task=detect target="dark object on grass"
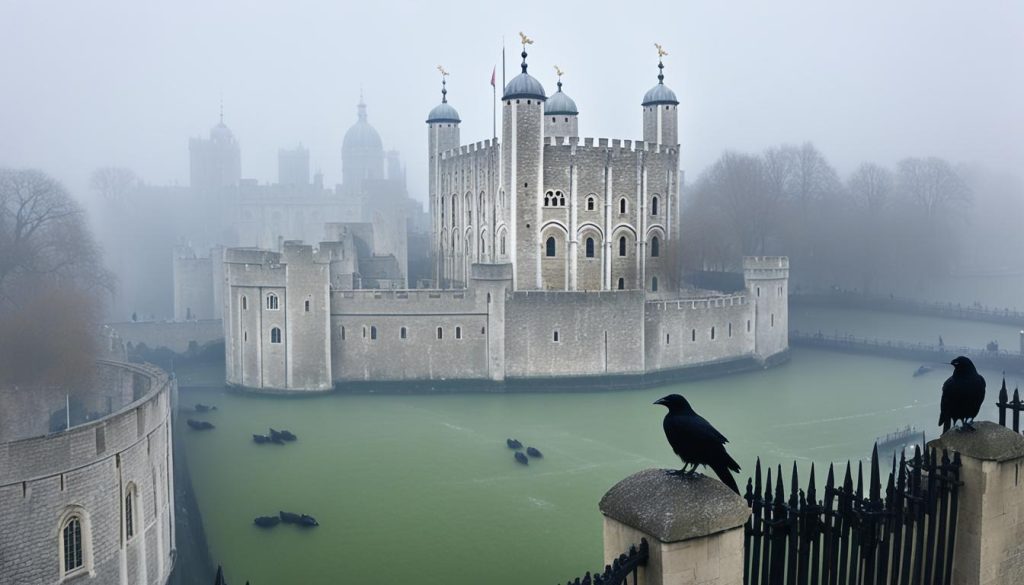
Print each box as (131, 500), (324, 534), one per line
(279, 511), (301, 524)
(187, 419), (214, 431)
(195, 403), (217, 412)
(506, 438), (523, 449)
(254, 516), (280, 528)
(654, 394), (740, 494)
(515, 451), (529, 465)
(253, 434), (270, 444)
(280, 430), (297, 441)
(939, 355), (986, 432)
(298, 514), (319, 527)
(526, 447), (543, 458)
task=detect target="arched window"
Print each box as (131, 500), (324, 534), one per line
(546, 237), (556, 257)
(400, 327), (407, 339)
(651, 236), (660, 257)
(544, 190), (553, 207)
(437, 327), (443, 340)
(617, 278), (625, 290)
(271, 327), (282, 343)
(456, 326), (462, 339)
(586, 196), (595, 211)
(480, 235), (487, 257)
(619, 236), (627, 257)
(651, 196), (659, 216)
(266, 293), (279, 310)
(124, 485), (137, 541)
(241, 296), (247, 310)
(586, 237), (595, 258)
(619, 198), (627, 214)
(370, 326), (378, 340)
(652, 277), (659, 292)
(62, 516), (84, 574)
(557, 190), (565, 206)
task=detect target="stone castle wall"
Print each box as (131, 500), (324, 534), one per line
(0, 361), (175, 585)
(108, 319), (223, 354)
(643, 296), (755, 372)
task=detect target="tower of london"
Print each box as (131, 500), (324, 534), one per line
(220, 43), (790, 392)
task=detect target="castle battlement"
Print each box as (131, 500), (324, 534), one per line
(743, 256), (790, 270)
(646, 295), (749, 311)
(538, 136), (667, 153)
(223, 247), (282, 266)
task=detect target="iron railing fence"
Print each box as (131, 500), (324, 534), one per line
(558, 539), (648, 585)
(744, 445), (961, 585)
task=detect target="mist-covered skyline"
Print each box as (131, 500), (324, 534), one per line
(2, 0), (1022, 203)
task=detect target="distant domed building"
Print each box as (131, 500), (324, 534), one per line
(341, 97), (385, 192)
(189, 107), (241, 189)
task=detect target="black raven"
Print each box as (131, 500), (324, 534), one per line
(938, 355), (986, 432)
(654, 394), (740, 494)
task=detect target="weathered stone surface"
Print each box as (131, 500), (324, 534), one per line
(928, 421), (1024, 462)
(599, 468), (750, 543)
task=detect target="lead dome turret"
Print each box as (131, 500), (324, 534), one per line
(503, 50), (546, 101)
(642, 49), (679, 146)
(544, 75), (579, 138)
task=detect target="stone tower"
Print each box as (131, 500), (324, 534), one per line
(641, 53), (679, 146)
(544, 74), (578, 139)
(501, 44), (546, 290)
(342, 96), (384, 193)
(743, 256), (790, 361)
(189, 105), (241, 189)
(426, 73), (461, 286)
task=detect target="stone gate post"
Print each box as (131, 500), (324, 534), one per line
(929, 421), (1024, 585)
(599, 469), (750, 585)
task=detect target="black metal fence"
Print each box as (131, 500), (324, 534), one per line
(743, 445), (962, 585)
(996, 377), (1024, 433)
(558, 539), (648, 585)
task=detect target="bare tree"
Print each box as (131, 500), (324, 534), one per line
(791, 142), (842, 209)
(90, 166), (139, 203)
(848, 163), (893, 212)
(0, 168), (113, 304)
(896, 157), (971, 220)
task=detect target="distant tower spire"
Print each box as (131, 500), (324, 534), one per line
(357, 89), (367, 121)
(518, 31), (534, 74)
(654, 42), (669, 84)
(219, 93), (224, 124)
(436, 65), (450, 103)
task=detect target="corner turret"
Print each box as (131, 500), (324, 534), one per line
(642, 44), (679, 147)
(544, 66), (578, 138)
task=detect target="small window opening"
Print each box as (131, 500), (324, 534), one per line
(586, 197), (595, 211)
(456, 326), (462, 339)
(266, 293), (279, 310)
(619, 198), (627, 214)
(304, 300), (310, 312)
(652, 276), (659, 292)
(617, 277), (625, 290)
(652, 196), (659, 215)
(619, 236), (627, 257)
(711, 326), (716, 340)
(241, 296), (247, 310)
(371, 326), (378, 340)
(651, 237), (660, 257)
(546, 237), (556, 257)
(586, 237), (595, 258)
(553, 331), (560, 342)
(271, 327), (282, 343)
(400, 327), (407, 339)
(437, 327), (443, 340)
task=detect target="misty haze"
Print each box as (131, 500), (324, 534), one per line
(1, 2), (1023, 585)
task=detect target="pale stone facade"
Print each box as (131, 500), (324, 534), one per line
(0, 361), (175, 585)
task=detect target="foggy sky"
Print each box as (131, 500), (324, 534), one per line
(2, 0), (1022, 204)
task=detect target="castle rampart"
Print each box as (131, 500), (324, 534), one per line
(0, 361), (175, 585)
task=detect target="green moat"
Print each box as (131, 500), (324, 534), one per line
(178, 317), (1019, 585)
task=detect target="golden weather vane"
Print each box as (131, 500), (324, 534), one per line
(655, 43), (668, 58)
(519, 31), (534, 48)
(554, 65), (564, 78)
(437, 65), (449, 79)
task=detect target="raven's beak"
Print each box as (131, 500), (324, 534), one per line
(653, 397), (666, 406)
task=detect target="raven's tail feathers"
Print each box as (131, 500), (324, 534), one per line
(710, 459), (740, 495)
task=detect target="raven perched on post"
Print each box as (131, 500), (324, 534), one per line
(654, 394), (741, 494)
(938, 356), (986, 432)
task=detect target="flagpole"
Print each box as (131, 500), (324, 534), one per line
(492, 80), (496, 139)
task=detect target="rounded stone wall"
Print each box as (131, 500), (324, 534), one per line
(0, 360), (175, 585)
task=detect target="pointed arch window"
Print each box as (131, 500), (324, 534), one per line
(62, 516), (84, 574)
(546, 237), (556, 257)
(586, 196), (596, 211)
(619, 236), (627, 257)
(585, 237), (595, 258)
(651, 236), (660, 257)
(619, 198), (627, 214)
(651, 196), (659, 216)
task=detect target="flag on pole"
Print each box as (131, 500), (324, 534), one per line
(490, 66), (496, 87)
